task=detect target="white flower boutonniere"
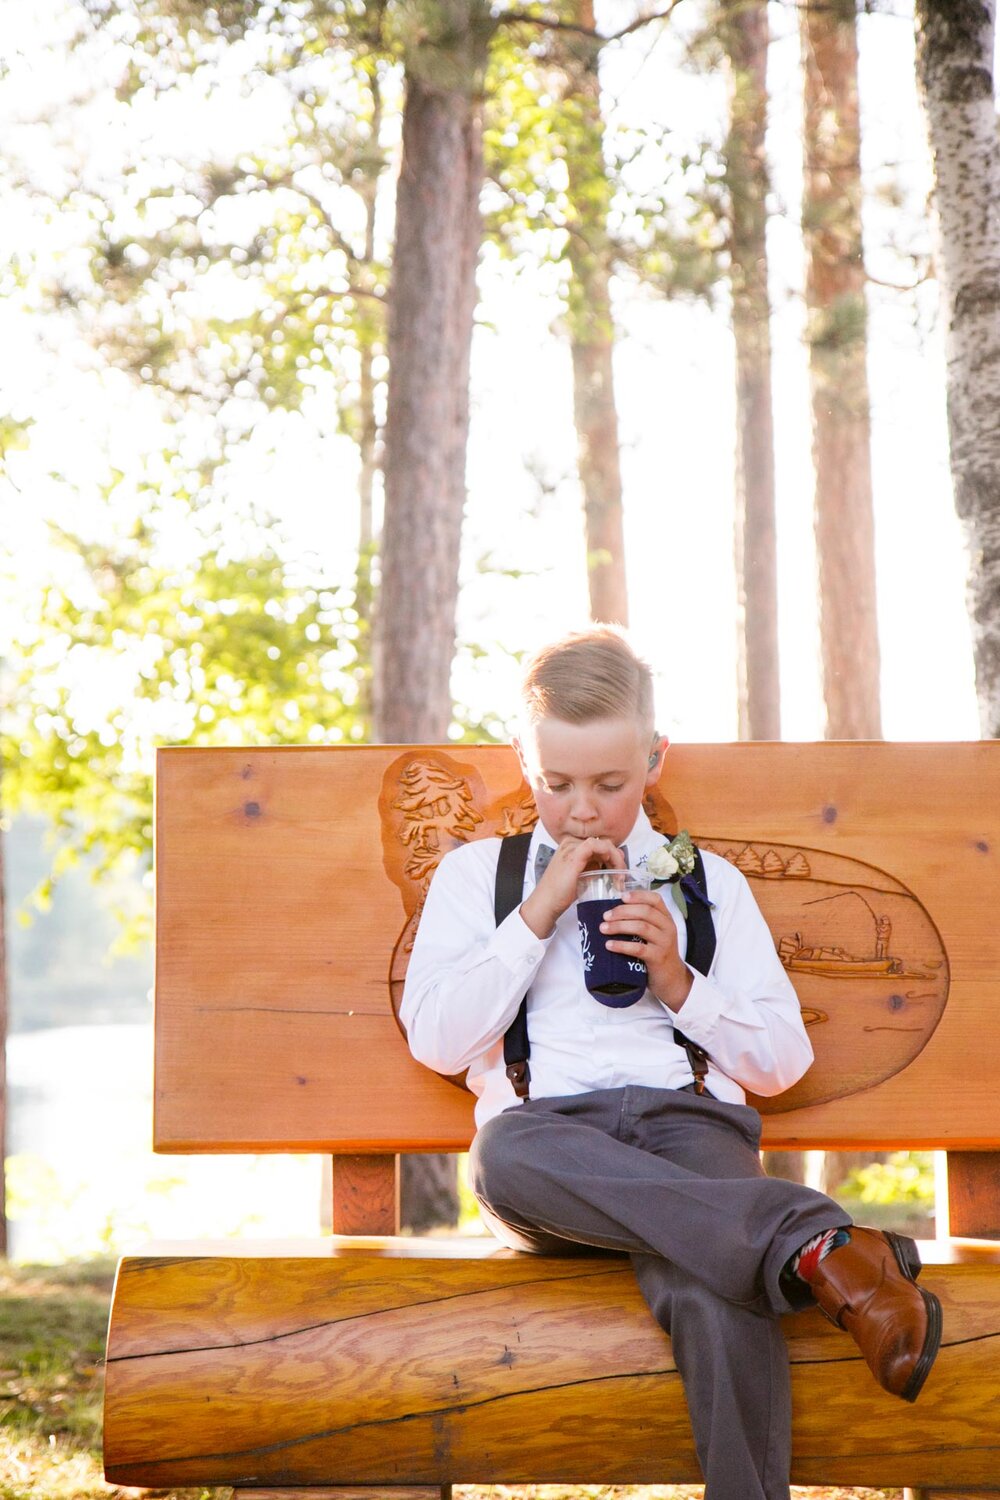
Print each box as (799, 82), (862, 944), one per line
(645, 831), (698, 917)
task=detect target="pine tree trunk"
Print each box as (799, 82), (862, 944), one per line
(372, 1), (489, 744)
(562, 0), (629, 627)
(914, 0), (1000, 736)
(802, 0), (882, 743)
(722, 0), (781, 743)
(722, 2), (796, 1180)
(353, 73), (385, 736)
(802, 0), (884, 1194)
(0, 795), (8, 1257)
(373, 2), (491, 1230)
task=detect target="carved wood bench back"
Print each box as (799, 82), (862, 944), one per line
(154, 742), (1000, 1154)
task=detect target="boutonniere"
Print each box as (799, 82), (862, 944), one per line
(644, 831), (710, 919)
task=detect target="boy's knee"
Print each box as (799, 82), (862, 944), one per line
(467, 1108), (529, 1205)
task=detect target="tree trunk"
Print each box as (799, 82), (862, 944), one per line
(372, 0), (490, 744)
(0, 808), (7, 1257)
(802, 0), (882, 743)
(721, 0), (795, 1180)
(914, 0), (1000, 736)
(373, 2), (491, 1230)
(562, 0), (629, 627)
(353, 70), (386, 737)
(802, 0), (883, 1194)
(721, 0), (781, 743)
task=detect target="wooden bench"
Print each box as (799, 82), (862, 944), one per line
(104, 742), (1000, 1500)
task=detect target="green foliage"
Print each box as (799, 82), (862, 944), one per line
(12, 1), (396, 494)
(0, 417), (34, 477)
(807, 290), (869, 356)
(839, 1151), (935, 1210)
(2, 505), (365, 942)
(81, 71), (391, 428)
(0, 1258), (226, 1499)
(482, 12), (723, 308)
(1, 0), (724, 949)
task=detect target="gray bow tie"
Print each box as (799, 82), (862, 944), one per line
(534, 843), (629, 880)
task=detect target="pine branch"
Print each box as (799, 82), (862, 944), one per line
(866, 267), (933, 292)
(302, 285), (388, 307)
(499, 1), (685, 45)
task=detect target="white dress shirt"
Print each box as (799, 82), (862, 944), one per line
(400, 808), (814, 1129)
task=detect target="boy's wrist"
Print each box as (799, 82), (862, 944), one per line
(520, 888), (561, 940)
(650, 962), (694, 1013)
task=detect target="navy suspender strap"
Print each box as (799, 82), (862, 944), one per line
(671, 844), (716, 1094)
(495, 836), (717, 1100)
(495, 833), (533, 1099)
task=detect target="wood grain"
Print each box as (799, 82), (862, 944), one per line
(331, 1157), (399, 1235)
(948, 1153), (1000, 1238)
(153, 742), (1000, 1153)
(104, 1240), (1000, 1490)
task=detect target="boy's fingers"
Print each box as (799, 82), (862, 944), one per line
(605, 896), (664, 922)
(559, 836), (623, 870)
(604, 918), (660, 941)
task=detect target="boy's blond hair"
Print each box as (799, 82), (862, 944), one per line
(520, 626), (655, 737)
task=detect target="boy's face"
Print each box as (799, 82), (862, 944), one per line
(514, 715), (666, 848)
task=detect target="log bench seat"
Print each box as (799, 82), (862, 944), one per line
(104, 743), (1000, 1498)
(105, 1235), (1000, 1492)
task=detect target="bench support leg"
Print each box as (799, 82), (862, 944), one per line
(330, 1153), (401, 1235)
(905, 1492), (1000, 1499)
(907, 1154), (1000, 1500)
(235, 1489), (451, 1500)
(946, 1150), (1000, 1239)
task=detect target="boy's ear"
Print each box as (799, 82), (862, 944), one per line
(512, 736), (530, 782)
(645, 734), (669, 786)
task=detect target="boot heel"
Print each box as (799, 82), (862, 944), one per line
(885, 1231), (922, 1282)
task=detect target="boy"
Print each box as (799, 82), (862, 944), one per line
(400, 626), (941, 1500)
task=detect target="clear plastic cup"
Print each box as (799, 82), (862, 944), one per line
(576, 869), (651, 1008)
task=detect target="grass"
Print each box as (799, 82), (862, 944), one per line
(0, 1258), (215, 1500)
(0, 1258), (904, 1500)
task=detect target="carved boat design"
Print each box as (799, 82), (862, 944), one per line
(778, 934), (903, 977)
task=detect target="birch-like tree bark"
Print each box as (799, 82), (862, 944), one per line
(802, 0), (882, 742)
(721, 0), (781, 742)
(914, 0), (1000, 735)
(562, 0), (629, 627)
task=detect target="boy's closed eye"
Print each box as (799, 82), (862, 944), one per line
(546, 782), (625, 793)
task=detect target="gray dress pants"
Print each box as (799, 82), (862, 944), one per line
(467, 1084), (853, 1500)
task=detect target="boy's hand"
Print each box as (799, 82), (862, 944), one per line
(601, 890), (694, 1012)
(520, 836), (626, 939)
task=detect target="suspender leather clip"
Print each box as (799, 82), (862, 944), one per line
(676, 1030), (710, 1095)
(505, 1059), (531, 1098)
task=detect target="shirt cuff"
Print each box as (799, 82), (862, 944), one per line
(489, 905), (552, 977)
(672, 969), (767, 1043)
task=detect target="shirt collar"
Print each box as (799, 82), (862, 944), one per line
(627, 807), (671, 864)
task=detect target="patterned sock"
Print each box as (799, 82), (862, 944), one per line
(788, 1226), (851, 1284)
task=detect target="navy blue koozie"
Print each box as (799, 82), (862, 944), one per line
(576, 870), (650, 1008)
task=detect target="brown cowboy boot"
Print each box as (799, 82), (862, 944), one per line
(807, 1227), (942, 1402)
